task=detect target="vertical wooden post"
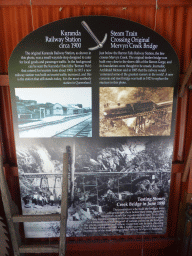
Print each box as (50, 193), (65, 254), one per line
(182, 141), (192, 182)
(71, 143), (75, 202)
(179, 58), (192, 98)
(0, 155), (20, 256)
(59, 153), (68, 256)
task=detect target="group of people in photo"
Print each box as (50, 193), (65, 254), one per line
(22, 191), (61, 208)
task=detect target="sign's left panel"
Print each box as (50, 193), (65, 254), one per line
(9, 17), (93, 238)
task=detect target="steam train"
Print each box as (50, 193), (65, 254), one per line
(103, 100), (172, 118)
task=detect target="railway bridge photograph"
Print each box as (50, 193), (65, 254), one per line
(99, 87), (174, 137)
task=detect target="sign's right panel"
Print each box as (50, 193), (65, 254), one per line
(69, 16), (179, 237)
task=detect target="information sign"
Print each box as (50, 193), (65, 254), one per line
(9, 16), (179, 237)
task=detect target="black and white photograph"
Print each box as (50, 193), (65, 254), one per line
(16, 139), (74, 238)
(67, 137), (173, 237)
(17, 137), (173, 238)
(99, 87), (174, 137)
(15, 87), (92, 138)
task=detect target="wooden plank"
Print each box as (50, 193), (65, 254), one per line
(20, 173), (63, 178)
(186, 161), (192, 193)
(19, 244), (59, 253)
(12, 214), (61, 222)
(18, 238), (175, 252)
(167, 172), (182, 236)
(0, 85), (17, 164)
(0, 0), (29, 5)
(174, 89), (189, 161)
(0, 0), (192, 6)
(0, 156), (20, 255)
(182, 141), (192, 182)
(66, 238), (175, 251)
(172, 162), (185, 173)
(0, 75), (9, 86)
(59, 153), (68, 256)
(179, 58), (192, 97)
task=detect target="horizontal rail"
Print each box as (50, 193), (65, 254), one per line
(20, 173), (62, 177)
(19, 244), (59, 253)
(12, 214), (61, 222)
(75, 171), (170, 175)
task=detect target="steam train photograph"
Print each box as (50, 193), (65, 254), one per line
(103, 100), (155, 118)
(99, 87), (174, 137)
(103, 100), (172, 118)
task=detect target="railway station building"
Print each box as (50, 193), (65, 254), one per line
(16, 99), (85, 121)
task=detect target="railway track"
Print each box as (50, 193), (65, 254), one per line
(53, 117), (92, 137)
(19, 113), (89, 132)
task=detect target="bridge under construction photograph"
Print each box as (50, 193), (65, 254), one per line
(16, 137), (173, 237)
(14, 87), (92, 138)
(99, 87), (174, 137)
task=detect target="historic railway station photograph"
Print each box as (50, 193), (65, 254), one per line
(14, 87), (92, 138)
(99, 87), (174, 137)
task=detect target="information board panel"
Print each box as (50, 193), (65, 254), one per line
(9, 16), (179, 238)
